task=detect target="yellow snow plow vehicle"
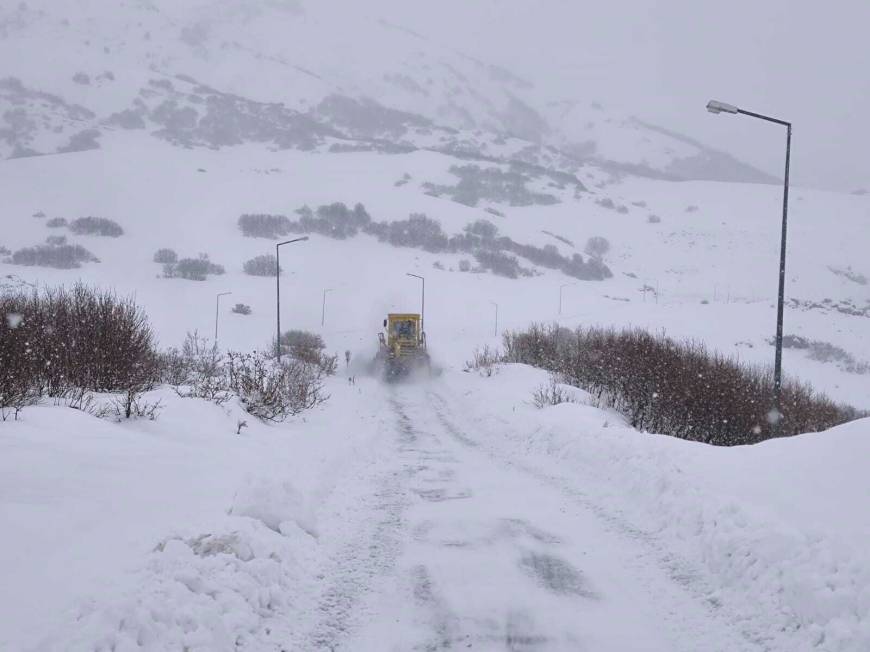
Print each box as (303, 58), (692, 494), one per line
(375, 313), (430, 380)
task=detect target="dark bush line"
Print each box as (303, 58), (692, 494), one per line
(502, 323), (862, 445)
(8, 243), (99, 269)
(1, 284), (157, 406)
(69, 217), (124, 237)
(237, 204), (611, 281)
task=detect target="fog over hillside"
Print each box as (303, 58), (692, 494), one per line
(0, 0), (781, 184)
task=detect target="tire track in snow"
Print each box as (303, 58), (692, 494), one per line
(301, 396), (418, 650)
(425, 388), (770, 652)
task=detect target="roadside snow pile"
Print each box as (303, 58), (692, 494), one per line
(0, 379), (383, 651)
(230, 475), (319, 538)
(446, 365), (870, 652)
(43, 519), (317, 652)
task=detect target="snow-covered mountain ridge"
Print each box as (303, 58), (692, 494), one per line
(1, 0), (774, 184)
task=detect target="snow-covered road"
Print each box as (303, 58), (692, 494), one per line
(293, 383), (760, 651)
(4, 368), (868, 651)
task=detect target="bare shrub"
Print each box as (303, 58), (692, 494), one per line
(243, 254), (279, 277)
(45, 235), (67, 246)
(231, 303), (252, 315)
(647, 214), (662, 224)
(153, 248), (178, 264)
(169, 332), (231, 403)
(0, 284), (158, 410)
(226, 351), (328, 421)
(503, 323), (860, 444)
(458, 259), (472, 272)
(532, 375), (576, 409)
(32, 211), (46, 218)
(69, 217), (124, 237)
(0, 245), (11, 256)
(101, 389), (163, 421)
(10, 244), (99, 269)
(46, 217), (68, 228)
(464, 345), (500, 377)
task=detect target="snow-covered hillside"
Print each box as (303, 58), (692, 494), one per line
(1, 0), (774, 184)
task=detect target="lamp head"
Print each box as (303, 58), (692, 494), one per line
(707, 100), (739, 115)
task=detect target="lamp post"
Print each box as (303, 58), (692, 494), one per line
(559, 283), (575, 315)
(707, 99), (791, 429)
(276, 236), (309, 362)
(215, 291), (232, 344)
(321, 288), (333, 327)
(490, 301), (499, 337)
(406, 273), (425, 334)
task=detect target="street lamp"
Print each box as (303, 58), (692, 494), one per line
(707, 99), (791, 429)
(490, 301), (499, 337)
(406, 273), (425, 334)
(559, 283), (576, 315)
(276, 236), (309, 362)
(321, 288), (333, 327)
(215, 291), (232, 344)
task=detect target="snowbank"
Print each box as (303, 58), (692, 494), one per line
(0, 378), (388, 650)
(444, 365), (870, 651)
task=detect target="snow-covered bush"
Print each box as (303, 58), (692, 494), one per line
(238, 213), (292, 238)
(45, 235), (67, 246)
(473, 249), (526, 279)
(584, 236), (610, 259)
(153, 248), (178, 264)
(9, 243), (99, 269)
(164, 255), (225, 281)
(275, 330), (336, 373)
(226, 351), (328, 421)
(243, 254), (279, 277)
(531, 375), (576, 408)
(46, 217), (67, 228)
(464, 345), (500, 377)
(647, 214), (662, 224)
(69, 216), (124, 237)
(231, 303), (252, 315)
(164, 332), (330, 420)
(502, 323), (861, 444)
(422, 165), (559, 207)
(294, 202), (371, 239)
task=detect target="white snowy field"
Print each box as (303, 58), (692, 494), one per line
(2, 138), (869, 407)
(1, 367), (868, 650)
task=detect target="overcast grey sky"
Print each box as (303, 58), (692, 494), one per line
(370, 0), (870, 191)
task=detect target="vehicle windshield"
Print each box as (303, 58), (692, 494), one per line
(391, 320), (416, 339)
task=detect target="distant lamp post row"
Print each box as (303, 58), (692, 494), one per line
(707, 99), (792, 429)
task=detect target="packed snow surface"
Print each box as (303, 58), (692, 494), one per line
(1, 368), (867, 651)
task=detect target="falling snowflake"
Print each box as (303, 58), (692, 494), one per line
(6, 313), (23, 329)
